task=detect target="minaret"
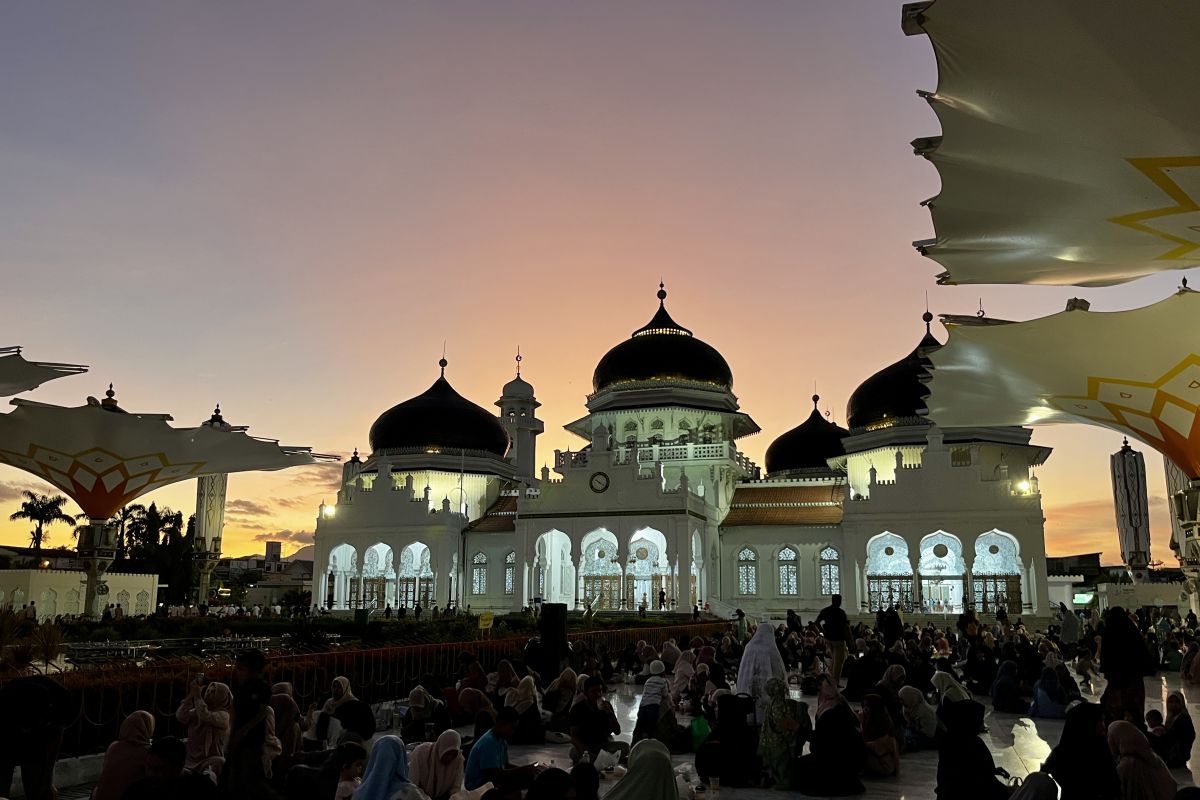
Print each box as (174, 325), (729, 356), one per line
(1112, 438), (1152, 582)
(194, 405), (236, 605)
(496, 349), (544, 485)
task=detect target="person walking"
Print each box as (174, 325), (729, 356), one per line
(816, 593), (850, 685)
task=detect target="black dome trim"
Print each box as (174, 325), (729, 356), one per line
(369, 374), (510, 457)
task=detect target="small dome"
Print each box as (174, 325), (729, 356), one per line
(846, 315), (942, 430)
(501, 375), (535, 399)
(369, 361), (510, 457)
(593, 285), (733, 393)
(765, 395), (849, 475)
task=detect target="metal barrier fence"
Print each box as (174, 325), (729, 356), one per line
(23, 620), (730, 758)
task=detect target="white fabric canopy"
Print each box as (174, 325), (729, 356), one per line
(0, 397), (332, 519)
(926, 290), (1200, 477)
(905, 1), (1200, 286)
(0, 346), (87, 396)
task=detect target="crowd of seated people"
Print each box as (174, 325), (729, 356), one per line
(15, 599), (1200, 800)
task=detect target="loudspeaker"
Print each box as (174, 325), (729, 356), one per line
(538, 603), (569, 676)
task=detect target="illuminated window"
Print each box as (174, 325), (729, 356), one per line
(778, 547), (798, 595)
(737, 547), (758, 595)
(504, 551), (516, 595)
(820, 546), (841, 595)
(471, 552), (487, 595)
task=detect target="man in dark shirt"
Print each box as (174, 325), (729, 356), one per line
(816, 593), (850, 685)
(568, 676), (629, 764)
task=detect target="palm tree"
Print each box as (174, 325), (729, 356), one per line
(8, 491), (77, 558)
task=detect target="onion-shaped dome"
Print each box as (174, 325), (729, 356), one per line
(592, 285), (732, 392)
(846, 312), (942, 430)
(369, 359), (510, 457)
(765, 395), (849, 475)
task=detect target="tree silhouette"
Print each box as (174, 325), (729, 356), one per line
(8, 491), (76, 558)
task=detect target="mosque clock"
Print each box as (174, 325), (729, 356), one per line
(589, 471), (610, 493)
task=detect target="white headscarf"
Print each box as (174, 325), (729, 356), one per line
(410, 729), (463, 799)
(735, 623), (786, 724)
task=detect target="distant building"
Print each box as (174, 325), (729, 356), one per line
(0, 570), (158, 619)
(0, 546), (78, 571)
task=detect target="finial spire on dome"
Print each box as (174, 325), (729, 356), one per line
(633, 281), (692, 337)
(438, 356), (448, 378)
(812, 393), (820, 408)
(515, 346), (522, 378)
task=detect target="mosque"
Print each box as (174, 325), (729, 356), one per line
(310, 287), (1051, 619)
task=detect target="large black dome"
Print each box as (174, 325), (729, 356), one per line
(846, 315), (942, 430)
(592, 286), (733, 393)
(369, 362), (510, 457)
(765, 395), (849, 475)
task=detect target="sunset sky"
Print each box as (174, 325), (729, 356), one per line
(0, 2), (1181, 563)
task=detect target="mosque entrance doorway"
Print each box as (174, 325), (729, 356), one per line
(579, 531), (622, 610)
(972, 576), (1022, 614)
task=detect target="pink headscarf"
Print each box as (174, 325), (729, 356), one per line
(1107, 720), (1177, 800)
(93, 711), (155, 800)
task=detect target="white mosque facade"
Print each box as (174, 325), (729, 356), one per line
(311, 288), (1051, 618)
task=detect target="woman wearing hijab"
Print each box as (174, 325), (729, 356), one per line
(313, 677), (356, 748)
(354, 735), (426, 800)
(991, 660), (1026, 713)
(410, 729), (463, 800)
(402, 686), (450, 744)
(1102, 608), (1150, 725)
(605, 739), (676, 800)
(695, 692), (759, 788)
(93, 710), (154, 800)
(935, 698), (1008, 800)
(860, 694), (900, 778)
(542, 668), (577, 728)
(456, 688), (493, 721)
(1043, 702), (1120, 800)
(736, 622), (787, 725)
(487, 660), (520, 704)
(1028, 667), (1069, 719)
(930, 669), (972, 705)
(175, 680), (232, 773)
(759, 677), (809, 789)
(457, 662), (487, 693)
(1149, 691), (1194, 768)
(504, 675), (544, 744)
(873, 664), (907, 735)
(270, 682), (303, 761)
(898, 686), (939, 751)
(793, 676), (866, 796)
(670, 651), (695, 703)
(1107, 721), (1177, 800)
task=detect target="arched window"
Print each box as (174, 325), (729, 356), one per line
(504, 551), (516, 596)
(471, 552), (487, 595)
(651, 419), (664, 431)
(778, 547), (798, 595)
(737, 547), (758, 595)
(820, 546), (841, 596)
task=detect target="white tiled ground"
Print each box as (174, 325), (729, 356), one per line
(500, 671), (1200, 799)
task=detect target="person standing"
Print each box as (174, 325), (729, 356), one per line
(816, 594), (850, 685)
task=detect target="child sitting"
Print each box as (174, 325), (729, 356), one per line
(1146, 709), (1167, 737)
(334, 741), (367, 800)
